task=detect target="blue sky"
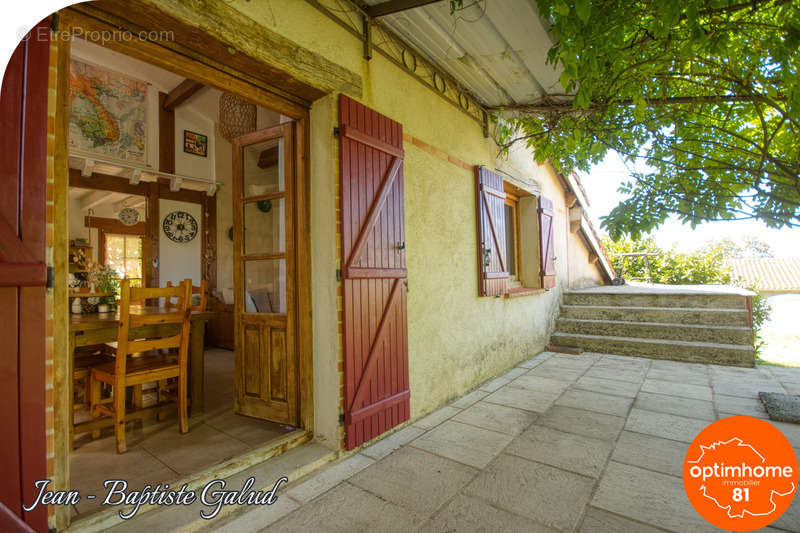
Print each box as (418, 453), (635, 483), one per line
(579, 153), (800, 257)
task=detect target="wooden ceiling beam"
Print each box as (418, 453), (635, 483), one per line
(366, 0), (443, 18)
(163, 79), (205, 111)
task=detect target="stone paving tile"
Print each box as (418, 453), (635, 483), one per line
(501, 367), (529, 381)
(592, 462), (719, 533)
(555, 388), (633, 417)
(650, 359), (707, 371)
(286, 453), (374, 503)
(625, 408), (707, 443)
(610, 430), (689, 478)
(449, 388), (490, 409)
(645, 367), (711, 386)
(711, 380), (786, 398)
(480, 376), (512, 392)
(410, 420), (514, 469)
(464, 454), (595, 532)
(506, 425), (614, 478)
(418, 494), (556, 533)
(640, 378), (713, 401)
(360, 425), (426, 460)
(517, 352), (554, 369)
(264, 482), (422, 533)
(537, 405), (626, 441)
(767, 366), (800, 384)
(574, 376), (641, 398)
(772, 491), (800, 532)
(582, 366), (645, 384)
(348, 446), (477, 516)
(781, 382), (800, 395)
(525, 365), (585, 382)
(714, 393), (769, 419)
(634, 391), (716, 421)
(214, 492), (298, 533)
(599, 353), (648, 365)
(412, 405), (461, 430)
(578, 507), (669, 533)
(483, 386), (561, 413)
(510, 374), (572, 394)
(543, 355), (596, 369)
(453, 401), (537, 436)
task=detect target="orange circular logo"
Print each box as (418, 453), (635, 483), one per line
(683, 416), (798, 531)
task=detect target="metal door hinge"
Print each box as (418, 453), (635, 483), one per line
(338, 413), (345, 425)
(46, 266), (54, 288)
(336, 268), (342, 282)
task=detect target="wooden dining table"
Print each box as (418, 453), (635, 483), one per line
(69, 306), (214, 435)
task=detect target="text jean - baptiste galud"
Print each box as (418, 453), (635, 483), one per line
(23, 476), (288, 520)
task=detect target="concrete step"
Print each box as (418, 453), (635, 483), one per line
(555, 317), (753, 345)
(550, 332), (754, 367)
(560, 304), (750, 327)
(563, 291), (747, 309)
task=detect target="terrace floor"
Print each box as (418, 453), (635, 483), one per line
(213, 351), (800, 533)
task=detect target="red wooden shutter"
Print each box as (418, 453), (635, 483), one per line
(0, 19), (50, 533)
(339, 94), (410, 450)
(538, 196), (556, 289)
(475, 166), (508, 296)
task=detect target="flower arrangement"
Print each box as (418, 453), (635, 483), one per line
(89, 264), (120, 308)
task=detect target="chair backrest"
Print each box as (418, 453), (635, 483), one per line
(115, 279), (192, 376)
(165, 279), (208, 312)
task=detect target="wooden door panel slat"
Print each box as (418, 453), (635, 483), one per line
(339, 95), (409, 450)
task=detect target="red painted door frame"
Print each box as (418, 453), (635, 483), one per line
(0, 19), (51, 533)
(339, 95), (410, 450)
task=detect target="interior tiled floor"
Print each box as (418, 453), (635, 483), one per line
(70, 348), (294, 517)
(213, 352), (800, 533)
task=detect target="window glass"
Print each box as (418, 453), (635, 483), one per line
(105, 234), (143, 285)
(504, 203), (516, 276)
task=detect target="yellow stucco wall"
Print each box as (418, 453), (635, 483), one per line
(224, 0), (605, 444)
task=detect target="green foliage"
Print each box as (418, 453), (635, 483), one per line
(602, 236), (732, 285)
(497, 0), (800, 239)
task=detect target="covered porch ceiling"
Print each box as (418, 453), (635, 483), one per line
(363, 0), (563, 108)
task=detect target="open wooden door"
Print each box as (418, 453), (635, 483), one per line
(339, 95), (410, 450)
(232, 123), (298, 426)
(0, 19), (50, 533)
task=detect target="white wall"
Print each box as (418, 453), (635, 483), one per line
(71, 38), (218, 183)
(158, 199), (202, 287)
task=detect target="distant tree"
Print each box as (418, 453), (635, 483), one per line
(492, 0), (800, 240)
(602, 236), (732, 284)
(705, 235), (775, 258)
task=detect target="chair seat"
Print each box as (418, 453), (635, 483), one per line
(92, 353), (180, 386)
(74, 355), (115, 376)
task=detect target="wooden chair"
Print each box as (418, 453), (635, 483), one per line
(89, 279), (193, 453)
(71, 347), (113, 446)
(166, 279), (208, 311)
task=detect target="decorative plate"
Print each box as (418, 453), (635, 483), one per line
(162, 211), (198, 243)
(119, 207), (140, 226)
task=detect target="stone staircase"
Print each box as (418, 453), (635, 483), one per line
(549, 286), (756, 367)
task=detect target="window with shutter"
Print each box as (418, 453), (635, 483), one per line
(475, 166), (509, 296)
(538, 196), (557, 288)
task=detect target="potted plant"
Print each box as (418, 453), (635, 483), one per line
(89, 264), (120, 313)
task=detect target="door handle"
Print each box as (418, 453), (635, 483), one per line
(396, 241), (406, 251)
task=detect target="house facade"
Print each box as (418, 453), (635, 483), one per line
(0, 1), (613, 530)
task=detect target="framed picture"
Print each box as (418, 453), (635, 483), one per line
(183, 130), (208, 157)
